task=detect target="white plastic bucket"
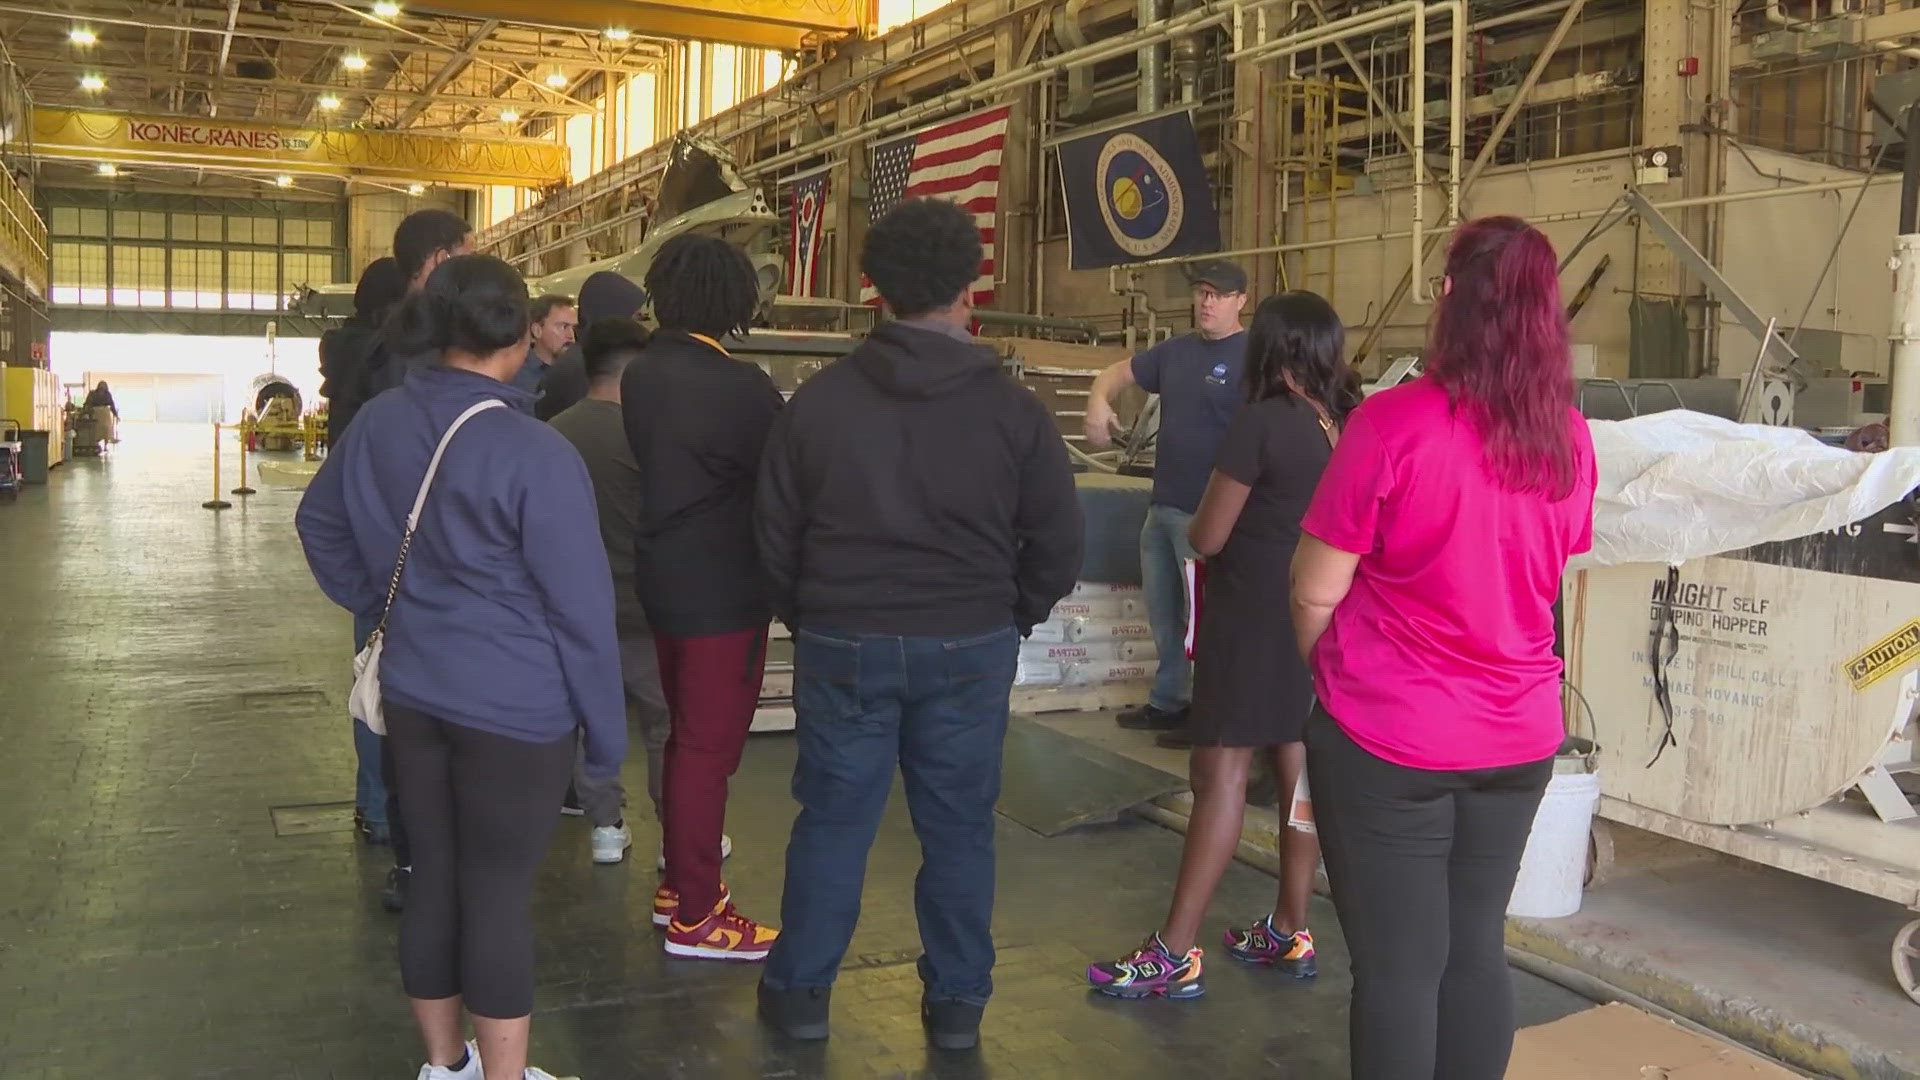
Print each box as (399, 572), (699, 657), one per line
(1507, 767), (1601, 919)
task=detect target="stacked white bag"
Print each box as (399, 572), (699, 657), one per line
(1014, 582), (1157, 688)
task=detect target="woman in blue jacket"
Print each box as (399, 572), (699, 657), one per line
(297, 253), (624, 1080)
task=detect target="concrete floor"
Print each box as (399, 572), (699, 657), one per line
(0, 424), (1613, 1079)
(1033, 715), (1920, 1080)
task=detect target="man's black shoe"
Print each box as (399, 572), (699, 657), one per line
(1116, 704), (1186, 731)
(560, 785), (585, 817)
(382, 866), (410, 913)
(759, 981), (830, 1041)
(921, 996), (983, 1051)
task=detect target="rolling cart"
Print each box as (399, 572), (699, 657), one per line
(0, 420), (23, 499)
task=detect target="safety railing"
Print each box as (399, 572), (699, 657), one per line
(0, 166), (47, 299)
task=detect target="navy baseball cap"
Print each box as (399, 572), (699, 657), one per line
(1186, 260), (1247, 294)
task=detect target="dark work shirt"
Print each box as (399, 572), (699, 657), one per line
(549, 398), (649, 638)
(1131, 330), (1248, 513)
(509, 348), (550, 407)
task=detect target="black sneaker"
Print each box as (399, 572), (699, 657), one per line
(382, 866), (410, 913)
(560, 786), (584, 817)
(758, 981), (830, 1041)
(921, 996), (983, 1051)
(1155, 726), (1194, 750)
(1117, 704), (1187, 731)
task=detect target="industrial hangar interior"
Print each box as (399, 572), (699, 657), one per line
(1, 0), (1919, 1077)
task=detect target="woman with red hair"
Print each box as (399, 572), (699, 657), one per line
(1290, 216), (1597, 1079)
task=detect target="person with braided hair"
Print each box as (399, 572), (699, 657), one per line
(621, 234), (785, 961)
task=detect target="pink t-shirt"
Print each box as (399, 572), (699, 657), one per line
(1301, 377), (1596, 771)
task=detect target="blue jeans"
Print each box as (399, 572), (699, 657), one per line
(352, 612), (389, 825)
(763, 625), (1020, 1005)
(1140, 503), (1196, 712)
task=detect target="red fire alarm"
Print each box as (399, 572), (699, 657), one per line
(1677, 56), (1700, 76)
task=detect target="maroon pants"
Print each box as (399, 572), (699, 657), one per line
(655, 626), (767, 917)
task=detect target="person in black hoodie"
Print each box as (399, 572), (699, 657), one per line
(754, 198), (1083, 1048)
(317, 256), (409, 852)
(319, 210), (472, 914)
(318, 257), (406, 448)
(622, 234), (784, 961)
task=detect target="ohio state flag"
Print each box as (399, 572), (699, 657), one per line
(787, 170), (829, 296)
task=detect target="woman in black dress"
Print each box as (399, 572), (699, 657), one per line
(1088, 291), (1358, 1000)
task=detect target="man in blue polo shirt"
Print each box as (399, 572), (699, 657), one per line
(1083, 260), (1249, 745)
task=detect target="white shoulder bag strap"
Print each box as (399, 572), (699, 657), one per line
(351, 398), (506, 734)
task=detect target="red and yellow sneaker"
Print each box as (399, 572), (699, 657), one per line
(664, 898), (778, 961)
(652, 881), (730, 927)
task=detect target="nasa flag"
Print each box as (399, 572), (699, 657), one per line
(1055, 110), (1221, 270)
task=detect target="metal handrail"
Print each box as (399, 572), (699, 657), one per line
(0, 167), (48, 295)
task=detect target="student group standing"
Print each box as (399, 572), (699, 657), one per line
(300, 202), (1594, 1080)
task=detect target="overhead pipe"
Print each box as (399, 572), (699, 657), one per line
(1053, 0), (1098, 117)
(1140, 0), (1167, 111)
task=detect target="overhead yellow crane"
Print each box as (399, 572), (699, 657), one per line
(31, 108), (570, 189)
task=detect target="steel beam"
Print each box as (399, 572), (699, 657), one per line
(394, 19), (503, 128)
(349, 0), (860, 50)
(1622, 188), (1800, 378)
(32, 107), (568, 187)
(209, 0), (242, 118)
(0, 4), (671, 68)
(11, 54), (601, 115)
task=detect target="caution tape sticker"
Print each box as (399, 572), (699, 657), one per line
(1843, 620), (1920, 691)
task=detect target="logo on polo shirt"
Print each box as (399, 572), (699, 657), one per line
(1206, 361), (1230, 386)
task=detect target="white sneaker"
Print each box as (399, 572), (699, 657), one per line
(415, 1041), (481, 1080)
(656, 833), (732, 872)
(524, 1069), (581, 1080)
(591, 823), (632, 864)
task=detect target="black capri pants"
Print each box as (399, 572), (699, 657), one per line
(1306, 706), (1552, 1080)
(386, 702), (574, 1019)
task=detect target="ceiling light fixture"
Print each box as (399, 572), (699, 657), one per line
(69, 27), (97, 46)
(80, 74), (105, 91)
(603, 27), (631, 41)
(545, 71), (568, 88)
(499, 108), (521, 123)
(275, 175), (293, 188)
(318, 94), (342, 110)
(373, 1), (402, 16)
(342, 53), (368, 71)
(408, 183), (426, 195)
(96, 163), (117, 177)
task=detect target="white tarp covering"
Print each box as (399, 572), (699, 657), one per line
(1573, 410), (1920, 569)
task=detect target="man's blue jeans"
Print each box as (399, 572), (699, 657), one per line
(352, 612), (389, 826)
(1140, 503), (1196, 713)
(763, 625), (1019, 1006)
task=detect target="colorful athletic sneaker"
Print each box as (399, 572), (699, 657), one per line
(1224, 916), (1317, 978)
(665, 897), (778, 961)
(652, 881), (730, 927)
(1086, 933), (1205, 999)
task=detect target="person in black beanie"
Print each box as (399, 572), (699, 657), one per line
(535, 271), (647, 421)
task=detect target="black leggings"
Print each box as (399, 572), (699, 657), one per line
(386, 702), (574, 1019)
(1306, 707), (1552, 1080)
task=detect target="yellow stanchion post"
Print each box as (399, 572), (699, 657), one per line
(203, 421), (233, 510)
(232, 418), (257, 496)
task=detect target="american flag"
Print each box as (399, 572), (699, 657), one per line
(860, 104), (1010, 308)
